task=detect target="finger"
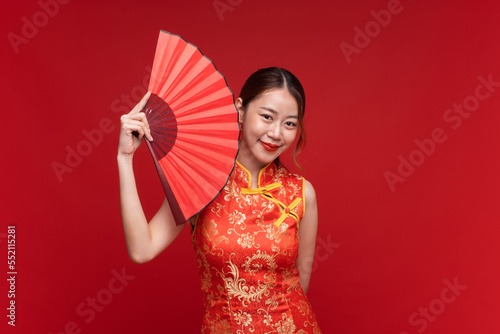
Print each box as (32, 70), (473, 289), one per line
(122, 121), (145, 137)
(125, 112), (150, 123)
(122, 119), (153, 141)
(122, 113), (153, 141)
(129, 91), (152, 114)
(135, 113), (153, 141)
(122, 112), (149, 124)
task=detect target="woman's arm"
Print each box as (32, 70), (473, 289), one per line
(118, 92), (186, 264)
(297, 179), (319, 294)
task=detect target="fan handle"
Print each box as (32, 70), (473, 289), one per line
(144, 138), (186, 226)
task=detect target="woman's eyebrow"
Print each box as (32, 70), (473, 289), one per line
(259, 106), (278, 114)
(259, 106), (298, 118)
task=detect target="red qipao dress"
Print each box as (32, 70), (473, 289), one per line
(191, 160), (322, 333)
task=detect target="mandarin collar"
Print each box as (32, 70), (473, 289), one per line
(235, 160), (278, 189)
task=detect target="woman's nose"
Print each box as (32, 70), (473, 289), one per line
(268, 122), (282, 140)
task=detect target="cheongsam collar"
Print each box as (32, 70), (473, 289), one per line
(235, 160), (277, 189)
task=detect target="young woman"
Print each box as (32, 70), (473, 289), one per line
(118, 67), (321, 333)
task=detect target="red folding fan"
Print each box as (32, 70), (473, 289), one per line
(141, 30), (240, 225)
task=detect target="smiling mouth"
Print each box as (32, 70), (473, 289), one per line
(260, 141), (280, 152)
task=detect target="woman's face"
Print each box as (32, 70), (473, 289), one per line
(237, 88), (299, 165)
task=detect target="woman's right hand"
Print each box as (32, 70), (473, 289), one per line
(117, 91), (154, 158)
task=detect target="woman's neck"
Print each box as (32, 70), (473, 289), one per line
(236, 147), (268, 189)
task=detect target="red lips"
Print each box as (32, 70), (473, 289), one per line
(260, 141), (280, 152)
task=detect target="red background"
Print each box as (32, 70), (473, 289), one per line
(2, 0), (500, 333)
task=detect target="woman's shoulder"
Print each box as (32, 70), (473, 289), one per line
(303, 179), (317, 203)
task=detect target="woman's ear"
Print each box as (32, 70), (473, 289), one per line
(236, 97), (244, 125)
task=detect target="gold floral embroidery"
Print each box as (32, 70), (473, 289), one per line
(228, 210), (247, 227)
(210, 201), (225, 217)
(263, 313), (273, 326)
(242, 250), (277, 275)
(206, 313), (232, 334)
(282, 267), (301, 294)
(264, 291), (279, 310)
(237, 233), (256, 248)
(233, 310), (252, 326)
(297, 300), (310, 316)
(287, 181), (301, 201)
(201, 219), (229, 256)
(275, 313), (297, 333)
(217, 253), (276, 307)
(265, 222), (288, 243)
(195, 248), (212, 293)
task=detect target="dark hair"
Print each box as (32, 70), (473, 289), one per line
(239, 67), (306, 169)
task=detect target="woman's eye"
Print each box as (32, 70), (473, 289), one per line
(261, 114), (272, 120)
(285, 121), (297, 127)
